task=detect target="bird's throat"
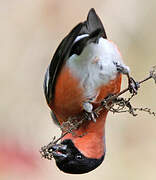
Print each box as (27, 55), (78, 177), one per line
(62, 109), (108, 159)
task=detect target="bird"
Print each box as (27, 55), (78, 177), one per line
(43, 8), (131, 174)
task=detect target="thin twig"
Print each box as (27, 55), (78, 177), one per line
(40, 66), (156, 160)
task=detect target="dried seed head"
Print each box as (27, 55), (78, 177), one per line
(150, 65), (156, 84)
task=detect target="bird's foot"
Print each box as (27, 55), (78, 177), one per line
(114, 61), (140, 94)
(83, 102), (97, 122)
(113, 61), (130, 75)
(127, 76), (140, 94)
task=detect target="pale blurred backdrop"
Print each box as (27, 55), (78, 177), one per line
(0, 0), (156, 180)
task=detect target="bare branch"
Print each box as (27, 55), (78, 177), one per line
(40, 66), (156, 160)
(150, 65), (156, 83)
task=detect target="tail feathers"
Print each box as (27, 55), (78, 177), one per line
(80, 8), (107, 39)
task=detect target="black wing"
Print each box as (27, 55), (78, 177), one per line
(44, 23), (83, 104)
(44, 8), (107, 104)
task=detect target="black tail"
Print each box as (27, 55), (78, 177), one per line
(70, 9), (107, 56)
(80, 8), (107, 39)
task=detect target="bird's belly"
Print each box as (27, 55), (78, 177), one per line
(96, 73), (122, 102)
(50, 63), (121, 122)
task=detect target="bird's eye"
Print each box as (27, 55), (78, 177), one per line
(76, 154), (83, 160)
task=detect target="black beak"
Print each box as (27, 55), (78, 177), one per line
(52, 151), (68, 161)
(51, 144), (68, 161)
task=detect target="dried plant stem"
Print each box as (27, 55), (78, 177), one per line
(52, 74), (154, 144)
(53, 132), (68, 144)
(116, 75), (152, 97)
(40, 66), (156, 160)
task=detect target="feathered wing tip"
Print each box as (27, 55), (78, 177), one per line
(80, 8), (107, 39)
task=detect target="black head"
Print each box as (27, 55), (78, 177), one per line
(51, 139), (105, 174)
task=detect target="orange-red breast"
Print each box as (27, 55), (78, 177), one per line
(43, 8), (129, 174)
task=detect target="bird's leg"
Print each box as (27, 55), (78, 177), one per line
(83, 102), (97, 123)
(126, 74), (140, 94)
(113, 61), (140, 94)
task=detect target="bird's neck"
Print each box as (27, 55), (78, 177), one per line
(62, 109), (108, 159)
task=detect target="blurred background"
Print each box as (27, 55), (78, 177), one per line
(0, 0), (156, 179)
